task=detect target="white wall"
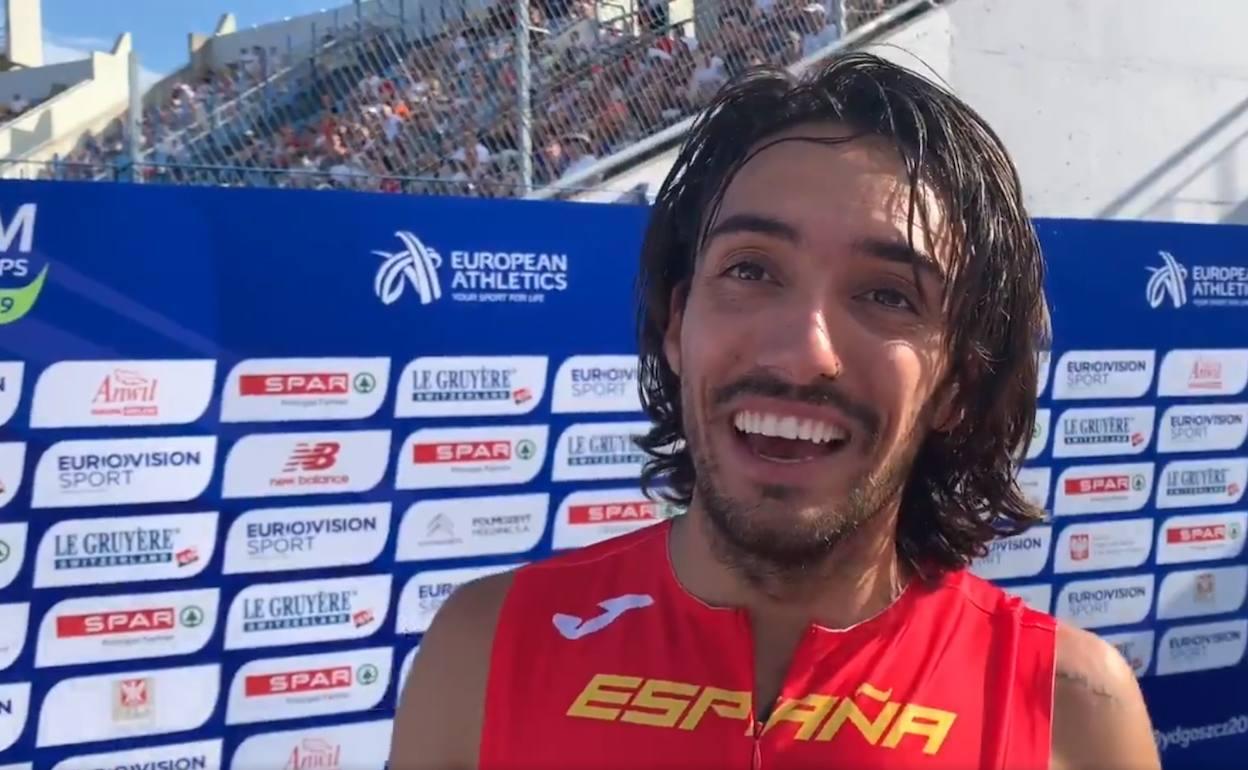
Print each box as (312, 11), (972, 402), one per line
(4, 0), (44, 67)
(575, 0), (1248, 225)
(0, 58), (90, 103)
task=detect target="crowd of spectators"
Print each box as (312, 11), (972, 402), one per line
(37, 0), (905, 196)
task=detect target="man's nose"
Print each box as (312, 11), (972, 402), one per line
(754, 305), (845, 384)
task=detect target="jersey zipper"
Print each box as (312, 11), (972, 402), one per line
(751, 720), (763, 770)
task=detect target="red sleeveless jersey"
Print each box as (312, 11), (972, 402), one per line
(480, 519), (1057, 770)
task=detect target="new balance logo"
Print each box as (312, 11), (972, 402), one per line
(553, 594), (654, 640)
(1146, 250), (1188, 309)
(373, 231), (443, 306)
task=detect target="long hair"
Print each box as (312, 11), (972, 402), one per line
(634, 52), (1051, 573)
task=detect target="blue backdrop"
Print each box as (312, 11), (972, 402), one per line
(0, 180), (1245, 769)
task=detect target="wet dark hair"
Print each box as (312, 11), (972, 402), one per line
(635, 52), (1051, 574)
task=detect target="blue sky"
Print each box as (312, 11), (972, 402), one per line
(39, 0), (343, 85)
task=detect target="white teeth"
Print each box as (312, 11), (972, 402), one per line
(732, 410), (847, 444)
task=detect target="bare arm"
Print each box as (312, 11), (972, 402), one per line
(388, 572), (514, 770)
(1051, 622), (1161, 770)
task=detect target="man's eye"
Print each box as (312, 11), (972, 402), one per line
(725, 262), (769, 282)
(867, 288), (917, 312)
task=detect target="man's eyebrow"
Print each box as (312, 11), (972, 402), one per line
(854, 237), (946, 281)
(702, 213), (801, 248)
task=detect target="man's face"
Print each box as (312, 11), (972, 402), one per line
(664, 122), (957, 568)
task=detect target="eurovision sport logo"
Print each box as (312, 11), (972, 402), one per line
(31, 436), (217, 509)
(970, 527), (1052, 580)
(1157, 403), (1248, 454)
(48, 739), (224, 770)
(397, 564), (523, 635)
(1051, 350), (1155, 401)
(1156, 619), (1248, 676)
(1056, 574), (1155, 630)
(222, 502), (391, 575)
(220, 357), (390, 423)
(396, 355), (548, 418)
(0, 202), (46, 325)
(29, 360), (216, 428)
(551, 355), (642, 414)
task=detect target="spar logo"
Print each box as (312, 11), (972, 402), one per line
(1158, 349), (1248, 397)
(396, 494), (548, 562)
(0, 682), (31, 753)
(1102, 630), (1154, 677)
(397, 356), (547, 418)
(227, 646), (390, 724)
(1052, 350), (1155, 400)
(1054, 462), (1153, 517)
(1054, 518), (1153, 574)
(970, 527), (1052, 580)
(1157, 512), (1247, 564)
(372, 230), (570, 307)
(31, 436), (217, 509)
(221, 357), (390, 423)
(397, 425), (547, 490)
(1157, 458), (1248, 509)
(1056, 574), (1154, 629)
(1053, 406), (1154, 459)
(1157, 565), (1248, 621)
(552, 421), (651, 482)
(229, 720), (394, 770)
(34, 512), (217, 588)
(0, 202), (45, 325)
(552, 355), (643, 414)
(223, 502), (390, 575)
(48, 739), (224, 770)
(1157, 404), (1248, 454)
(397, 563), (522, 634)
(225, 574), (391, 649)
(222, 430), (390, 499)
(553, 488), (675, 550)
(30, 360), (216, 428)
(1146, 250), (1248, 309)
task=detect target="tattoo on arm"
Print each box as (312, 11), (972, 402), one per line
(1056, 668), (1121, 706)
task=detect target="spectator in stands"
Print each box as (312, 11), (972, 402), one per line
(798, 4), (841, 58)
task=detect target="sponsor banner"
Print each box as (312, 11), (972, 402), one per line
(970, 527), (1052, 580)
(224, 574), (391, 650)
(1052, 406), (1155, 459)
(1156, 565), (1248, 620)
(51, 739), (225, 770)
(221, 357), (390, 423)
(222, 502), (391, 575)
(0, 604), (28, 671)
(221, 429), (390, 499)
(1156, 458), (1248, 509)
(1156, 618), (1248, 676)
(1145, 251), (1248, 310)
(1101, 629), (1154, 677)
(396, 425), (547, 490)
(1037, 351), (1051, 398)
(1025, 409), (1050, 461)
(30, 360), (216, 428)
(34, 512), (217, 588)
(1156, 511), (1247, 565)
(35, 664), (219, 747)
(226, 645), (391, 725)
(397, 645), (420, 707)
(395, 355), (547, 418)
(0, 764), (29, 770)
(1053, 462), (1154, 517)
(397, 564), (523, 634)
(1158, 403), (1248, 454)
(229, 718), (393, 770)
(1017, 467), (1052, 510)
(1052, 350), (1155, 400)
(0, 523), (27, 591)
(1157, 349), (1248, 397)
(35, 588), (218, 668)
(1056, 573), (1155, 629)
(1005, 584), (1052, 614)
(551, 355), (642, 414)
(553, 488), (672, 550)
(1054, 518), (1154, 574)
(31, 436), (217, 509)
(0, 361), (23, 426)
(551, 421), (650, 482)
(0, 682), (31, 752)
(396, 494), (547, 562)
(0, 442), (23, 509)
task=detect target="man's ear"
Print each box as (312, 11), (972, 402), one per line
(663, 281), (689, 377)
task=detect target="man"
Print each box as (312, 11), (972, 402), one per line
(390, 53), (1161, 770)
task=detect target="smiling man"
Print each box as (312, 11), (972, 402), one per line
(390, 53), (1162, 770)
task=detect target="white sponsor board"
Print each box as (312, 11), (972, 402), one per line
(34, 512), (217, 588)
(221, 429), (390, 499)
(552, 355), (642, 414)
(35, 588), (219, 667)
(551, 421), (651, 482)
(1017, 467), (1052, 510)
(397, 645), (420, 707)
(229, 718), (393, 770)
(553, 488), (671, 550)
(971, 527), (1052, 581)
(222, 502), (391, 575)
(397, 564), (523, 634)
(1053, 462), (1154, 517)
(395, 355), (547, 418)
(1025, 409), (1050, 460)
(1157, 565), (1248, 620)
(0, 442), (24, 510)
(1101, 630), (1154, 677)
(1036, 351), (1051, 398)
(0, 682), (31, 752)
(221, 357), (390, 423)
(0, 604), (28, 671)
(51, 739), (225, 770)
(1052, 406), (1155, 459)
(36, 664), (219, 747)
(1157, 349), (1248, 398)
(0, 361), (23, 427)
(224, 574), (391, 650)
(396, 425), (547, 490)
(32, 436), (217, 509)
(1005, 584), (1052, 614)
(1156, 458), (1248, 509)
(226, 645), (391, 724)
(0, 523), (27, 590)
(30, 360), (216, 428)
(1157, 403), (1248, 454)
(1056, 574), (1155, 629)
(396, 494), (546, 562)
(1156, 511), (1247, 565)
(1054, 518), (1154, 574)
(1156, 618), (1248, 676)
(1052, 350), (1155, 400)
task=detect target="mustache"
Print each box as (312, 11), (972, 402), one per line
(711, 373), (880, 439)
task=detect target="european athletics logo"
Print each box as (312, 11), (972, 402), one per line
(373, 231), (442, 306)
(1146, 250), (1189, 309)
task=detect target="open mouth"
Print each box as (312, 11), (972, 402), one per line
(731, 410), (850, 463)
